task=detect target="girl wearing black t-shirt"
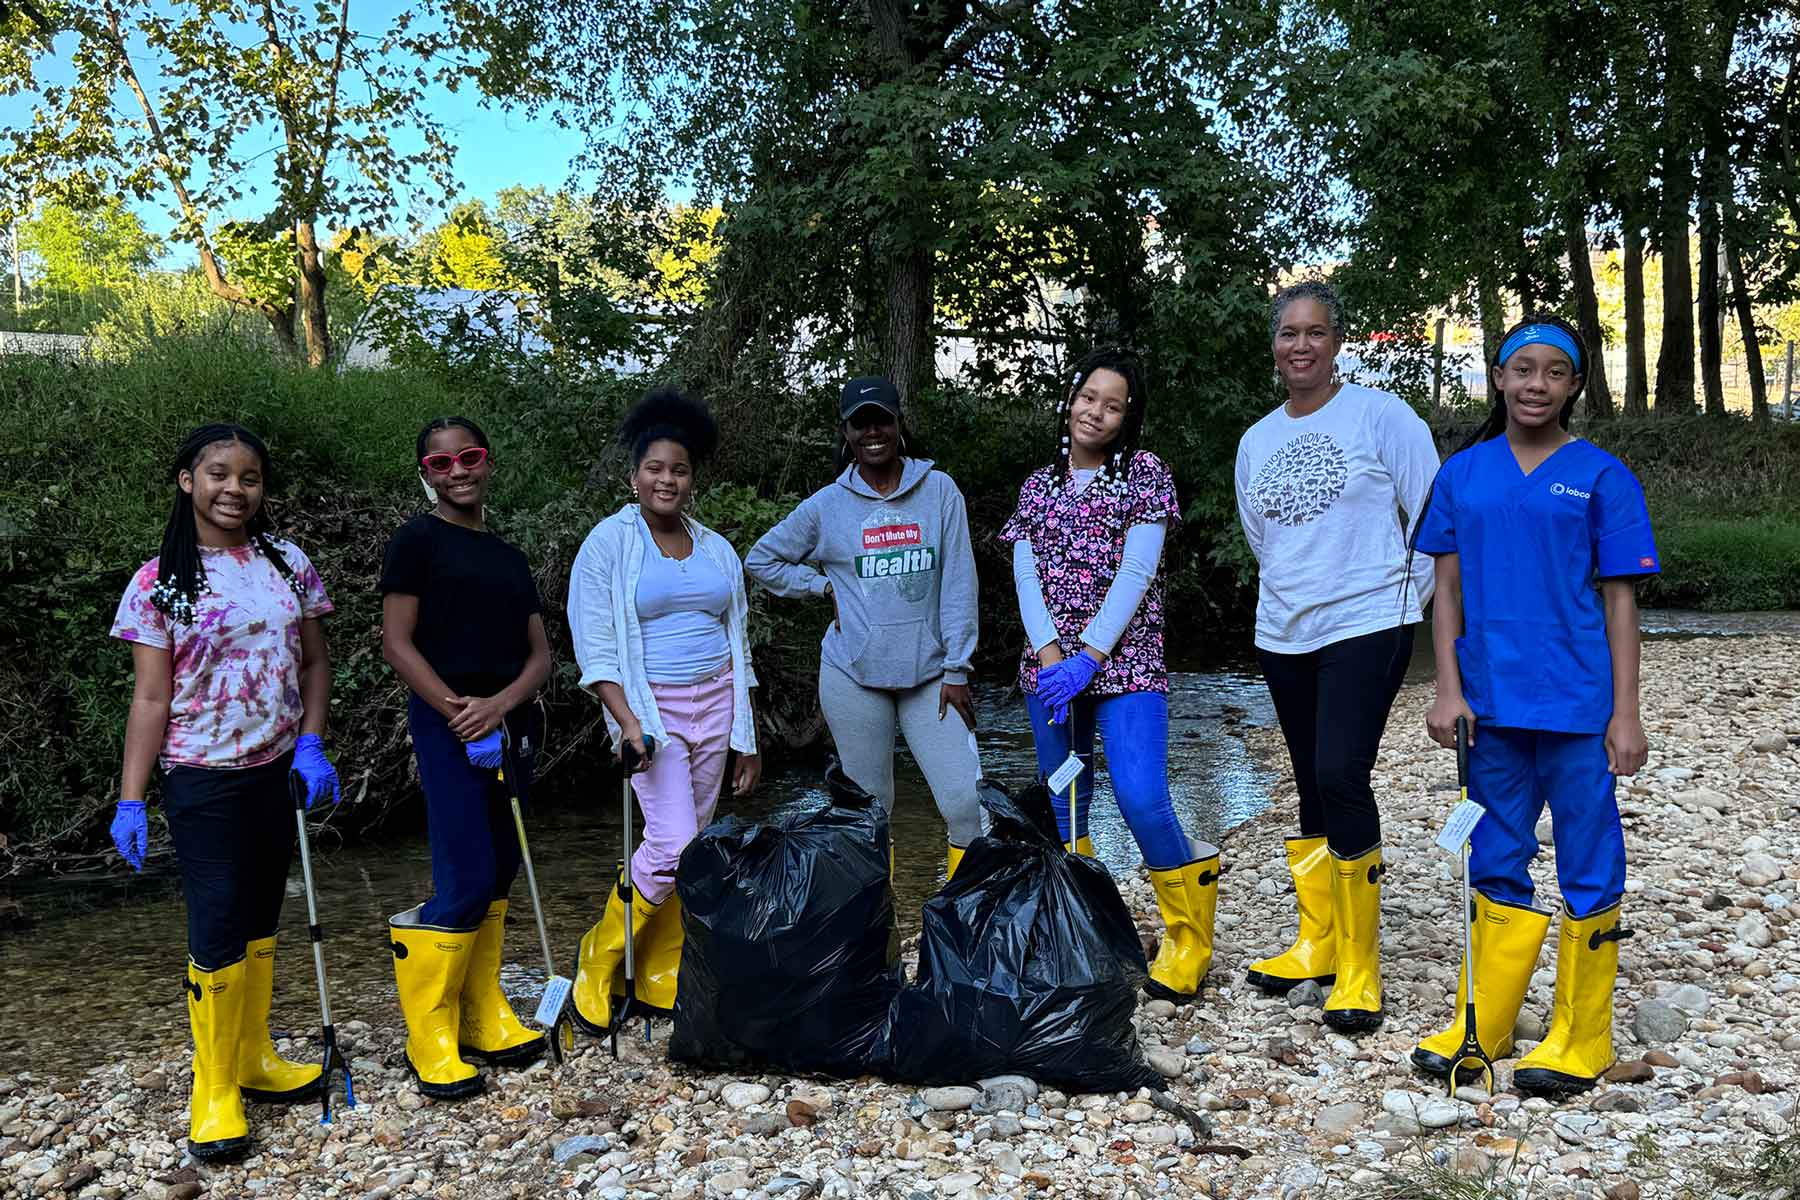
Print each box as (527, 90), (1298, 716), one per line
(379, 416), (553, 1100)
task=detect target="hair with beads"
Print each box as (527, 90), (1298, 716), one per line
(1052, 347), (1148, 495)
(149, 424), (302, 624)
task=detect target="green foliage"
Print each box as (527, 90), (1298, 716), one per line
(17, 200), (161, 297)
(0, 0), (545, 361)
(1642, 513), (1800, 611)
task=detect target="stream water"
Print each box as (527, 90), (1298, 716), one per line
(2, 610), (1791, 1087)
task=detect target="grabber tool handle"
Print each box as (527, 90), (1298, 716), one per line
(289, 771), (352, 1122)
(1455, 716), (1470, 790)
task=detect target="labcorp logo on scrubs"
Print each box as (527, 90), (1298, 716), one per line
(1549, 482), (1592, 500)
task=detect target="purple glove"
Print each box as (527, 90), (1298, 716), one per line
(111, 800), (148, 871)
(291, 733), (341, 809)
(1037, 652), (1102, 725)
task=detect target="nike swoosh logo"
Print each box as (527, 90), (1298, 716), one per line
(861, 386), (877, 394)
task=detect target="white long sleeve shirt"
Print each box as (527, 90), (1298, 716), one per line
(1235, 384), (1439, 653)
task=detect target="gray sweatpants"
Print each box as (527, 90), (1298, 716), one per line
(819, 660), (985, 846)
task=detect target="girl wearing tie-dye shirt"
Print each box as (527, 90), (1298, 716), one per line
(108, 424), (339, 1164)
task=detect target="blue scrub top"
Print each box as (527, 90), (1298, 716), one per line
(1416, 437), (1658, 735)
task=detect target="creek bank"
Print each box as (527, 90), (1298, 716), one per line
(3, 635), (1797, 1198)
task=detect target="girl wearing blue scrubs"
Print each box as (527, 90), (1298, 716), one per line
(1411, 314), (1657, 1098)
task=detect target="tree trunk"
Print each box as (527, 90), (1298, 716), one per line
(1654, 148), (1696, 416)
(1477, 271), (1505, 379)
(1697, 193), (1724, 416)
(263, 306), (300, 357)
(1623, 213), (1650, 416)
(1724, 235), (1769, 425)
(295, 218), (330, 368)
(1563, 205), (1613, 418)
(882, 244), (934, 403)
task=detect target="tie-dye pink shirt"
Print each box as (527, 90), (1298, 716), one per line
(111, 540), (333, 769)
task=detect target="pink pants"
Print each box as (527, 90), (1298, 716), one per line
(630, 669), (735, 904)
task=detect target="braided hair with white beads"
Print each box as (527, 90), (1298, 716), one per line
(149, 424), (303, 624)
(1051, 347), (1149, 496)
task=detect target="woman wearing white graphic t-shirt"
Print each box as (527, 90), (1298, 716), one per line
(1233, 280), (1440, 1035)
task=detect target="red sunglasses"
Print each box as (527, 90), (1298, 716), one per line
(419, 446), (490, 474)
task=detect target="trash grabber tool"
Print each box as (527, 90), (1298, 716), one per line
(289, 772), (354, 1123)
(498, 724), (575, 1064)
(1044, 705), (1085, 853)
(612, 734), (655, 1060)
(1447, 716), (1495, 1096)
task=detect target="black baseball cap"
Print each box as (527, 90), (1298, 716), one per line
(839, 376), (901, 420)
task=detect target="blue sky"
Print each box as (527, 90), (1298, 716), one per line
(0, 4), (591, 264)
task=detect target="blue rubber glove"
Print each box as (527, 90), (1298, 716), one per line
(111, 800), (148, 872)
(1038, 652), (1102, 710)
(466, 728), (504, 770)
(291, 732), (341, 809)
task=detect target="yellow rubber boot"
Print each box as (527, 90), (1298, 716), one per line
(458, 901), (546, 1068)
(1144, 850), (1221, 1002)
(389, 908), (482, 1100)
(570, 871), (661, 1036)
(1513, 902), (1626, 1097)
(1323, 845), (1385, 1032)
(186, 957), (251, 1162)
(1412, 892), (1552, 1078)
(1245, 836), (1337, 994)
(1072, 836), (1096, 857)
(238, 936), (324, 1103)
(946, 843), (966, 881)
(635, 891), (684, 1014)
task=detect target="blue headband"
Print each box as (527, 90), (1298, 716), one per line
(1497, 324), (1582, 372)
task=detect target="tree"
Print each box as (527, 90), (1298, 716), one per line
(0, 1), (544, 365)
(17, 199), (161, 295)
(539, 0), (1280, 411)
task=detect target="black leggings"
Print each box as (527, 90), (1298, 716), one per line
(162, 753), (296, 970)
(1258, 624), (1414, 857)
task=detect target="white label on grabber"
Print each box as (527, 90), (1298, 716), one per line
(1048, 753), (1084, 794)
(535, 975), (573, 1027)
(1435, 800), (1487, 854)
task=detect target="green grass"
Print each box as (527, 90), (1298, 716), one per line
(1642, 509), (1800, 611)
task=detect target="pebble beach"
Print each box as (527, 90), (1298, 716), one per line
(3, 634), (1797, 1200)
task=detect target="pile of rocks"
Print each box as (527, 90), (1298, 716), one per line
(2, 635), (1795, 1199)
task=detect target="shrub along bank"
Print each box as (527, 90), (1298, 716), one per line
(1, 341), (1793, 878)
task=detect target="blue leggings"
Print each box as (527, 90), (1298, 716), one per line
(1025, 690), (1191, 870)
(1469, 726), (1624, 918)
(410, 695), (535, 930)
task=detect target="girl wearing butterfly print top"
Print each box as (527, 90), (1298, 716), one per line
(746, 376), (982, 877)
(1000, 347), (1217, 1004)
(1233, 281), (1440, 1035)
(1410, 313), (1657, 1099)
(380, 416), (554, 1099)
(109, 424), (341, 1163)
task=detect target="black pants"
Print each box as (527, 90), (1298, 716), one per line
(162, 752), (296, 970)
(1258, 624), (1414, 857)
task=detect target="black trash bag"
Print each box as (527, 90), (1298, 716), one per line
(877, 778), (1160, 1093)
(669, 761), (900, 1077)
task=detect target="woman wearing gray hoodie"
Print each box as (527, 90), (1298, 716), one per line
(746, 377), (983, 876)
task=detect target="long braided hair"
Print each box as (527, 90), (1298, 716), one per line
(149, 424), (303, 624)
(1051, 347), (1148, 495)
